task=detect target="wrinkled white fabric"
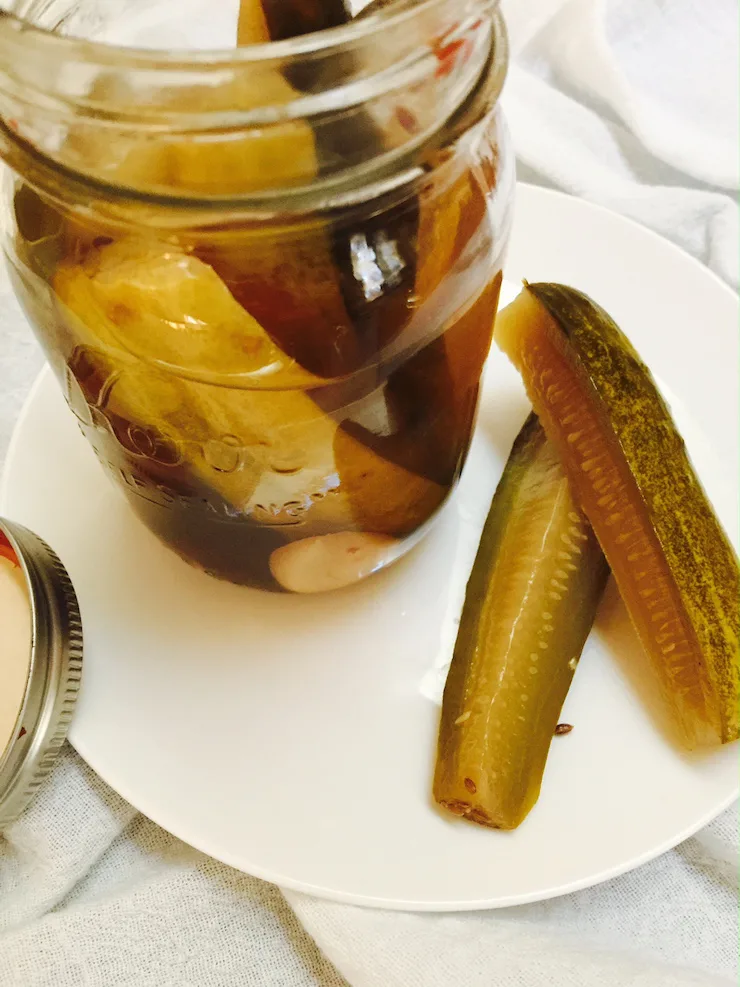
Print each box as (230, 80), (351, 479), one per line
(0, 0), (737, 984)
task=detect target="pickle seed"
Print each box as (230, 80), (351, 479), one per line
(555, 723), (574, 735)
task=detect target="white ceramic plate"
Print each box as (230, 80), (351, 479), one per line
(2, 185), (738, 910)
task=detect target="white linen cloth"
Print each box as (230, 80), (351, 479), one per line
(0, 0), (737, 984)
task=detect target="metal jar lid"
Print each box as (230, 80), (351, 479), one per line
(0, 518), (82, 828)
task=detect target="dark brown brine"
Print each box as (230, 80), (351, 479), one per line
(3, 0), (512, 591)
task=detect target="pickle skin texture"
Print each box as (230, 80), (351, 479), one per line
(434, 414), (608, 830)
(495, 284), (740, 748)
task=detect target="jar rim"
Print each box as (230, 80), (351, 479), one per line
(0, 0), (499, 68)
(0, 1), (507, 215)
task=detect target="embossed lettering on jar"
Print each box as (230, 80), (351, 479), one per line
(0, 0), (514, 591)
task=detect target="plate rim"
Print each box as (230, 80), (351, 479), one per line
(2, 183), (738, 911)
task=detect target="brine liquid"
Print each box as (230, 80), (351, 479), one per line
(10, 150), (505, 591)
(59, 271), (502, 590)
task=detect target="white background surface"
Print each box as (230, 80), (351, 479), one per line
(0, 0), (738, 984)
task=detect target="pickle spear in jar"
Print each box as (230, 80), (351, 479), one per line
(334, 422), (446, 537)
(180, 0), (364, 379)
(53, 238), (447, 541)
(53, 240), (343, 519)
(434, 414), (608, 830)
(58, 239), (325, 389)
(60, 0), (320, 201)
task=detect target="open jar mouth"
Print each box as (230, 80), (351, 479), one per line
(1, 0), (493, 63)
(0, 0), (507, 214)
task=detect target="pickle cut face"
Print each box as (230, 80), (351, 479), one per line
(58, 239), (325, 389)
(333, 421), (446, 537)
(495, 284), (740, 748)
(434, 414), (608, 830)
(53, 243), (343, 514)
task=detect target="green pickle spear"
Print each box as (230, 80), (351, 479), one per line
(434, 414), (609, 829)
(495, 283), (740, 748)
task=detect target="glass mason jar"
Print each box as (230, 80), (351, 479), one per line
(0, 0), (513, 592)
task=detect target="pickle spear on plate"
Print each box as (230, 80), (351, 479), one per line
(434, 414), (608, 830)
(495, 283), (740, 748)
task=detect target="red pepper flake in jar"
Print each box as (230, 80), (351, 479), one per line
(434, 38), (471, 79)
